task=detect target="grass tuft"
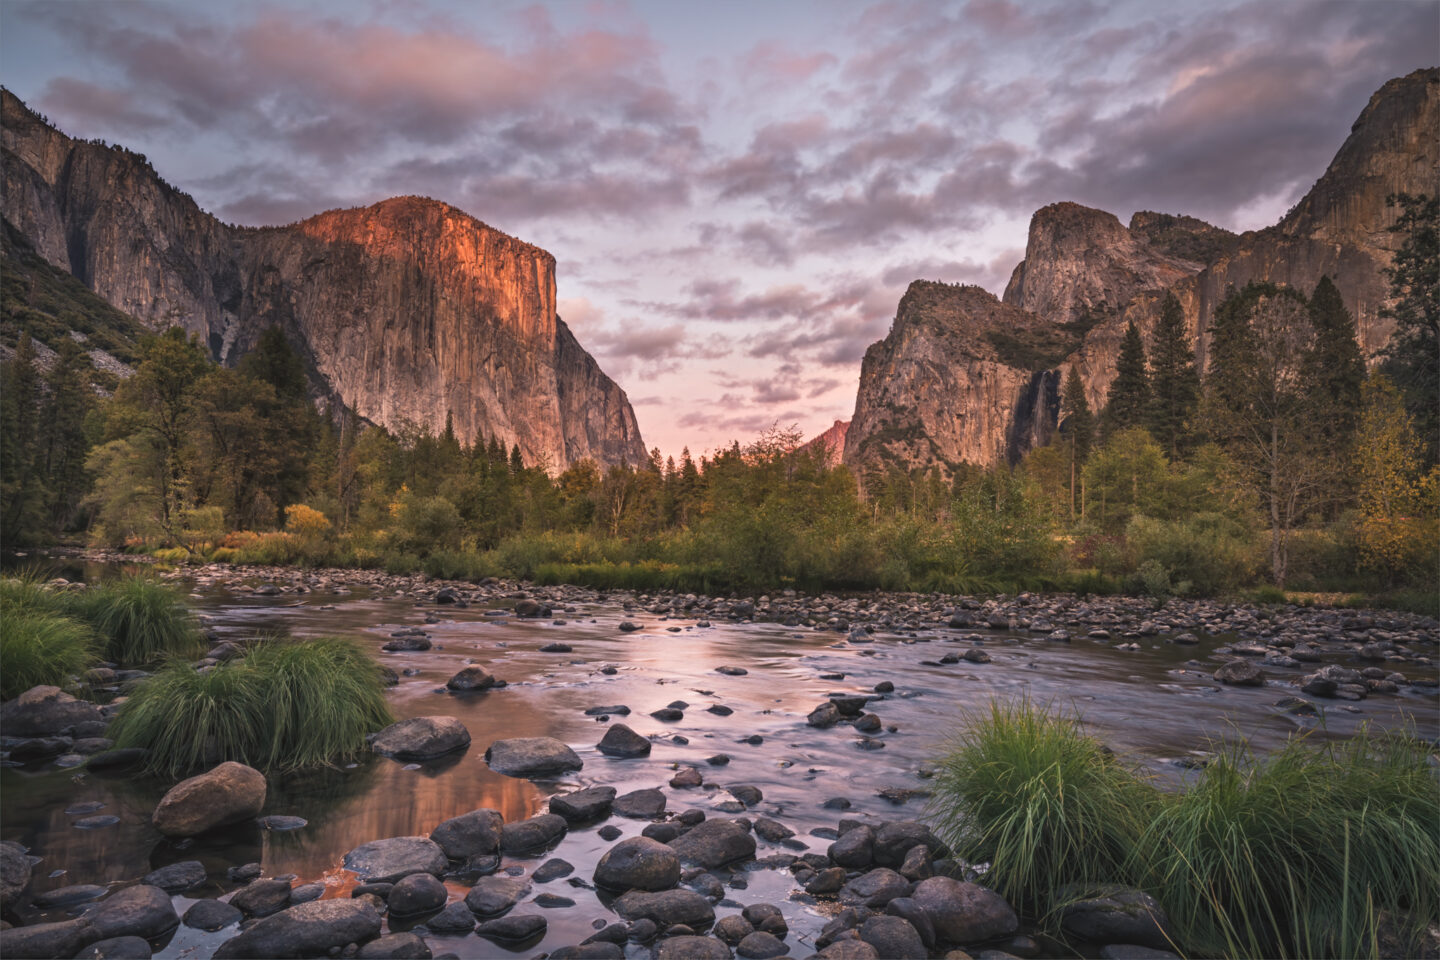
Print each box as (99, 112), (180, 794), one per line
(64, 576), (206, 666)
(0, 609), (98, 699)
(109, 636), (394, 777)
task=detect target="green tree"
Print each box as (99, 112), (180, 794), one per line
(1378, 193), (1438, 463)
(1353, 373), (1439, 584)
(1147, 292), (1199, 458)
(1058, 365), (1094, 521)
(1303, 276), (1365, 443)
(1104, 320), (1150, 435)
(0, 332), (44, 543)
(1203, 283), (1328, 586)
(37, 338), (95, 533)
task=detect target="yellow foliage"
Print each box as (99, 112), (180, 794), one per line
(285, 503), (332, 538)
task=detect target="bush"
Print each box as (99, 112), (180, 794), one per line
(1126, 513), (1261, 596)
(65, 576), (205, 666)
(1136, 728), (1440, 958)
(110, 636), (394, 776)
(0, 609), (97, 699)
(927, 699), (1158, 916)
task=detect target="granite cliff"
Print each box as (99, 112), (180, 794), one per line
(0, 90), (647, 470)
(845, 68), (1439, 475)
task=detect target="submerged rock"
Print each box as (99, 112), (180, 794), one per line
(371, 717), (471, 761)
(486, 738), (583, 778)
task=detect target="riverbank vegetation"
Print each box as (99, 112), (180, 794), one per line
(929, 699), (1440, 959)
(3, 197), (1435, 611)
(109, 636), (394, 776)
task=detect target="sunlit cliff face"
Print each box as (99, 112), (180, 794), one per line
(1, 0), (1432, 457)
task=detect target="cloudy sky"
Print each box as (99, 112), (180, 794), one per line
(1, 1), (1434, 457)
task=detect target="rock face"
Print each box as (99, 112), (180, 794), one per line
(845, 69), (1439, 472)
(0, 90), (647, 470)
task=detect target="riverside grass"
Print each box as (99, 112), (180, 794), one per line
(110, 636), (394, 777)
(1, 572), (203, 666)
(928, 699), (1440, 959)
(0, 609), (97, 699)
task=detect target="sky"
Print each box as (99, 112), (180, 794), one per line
(1, 0), (1435, 459)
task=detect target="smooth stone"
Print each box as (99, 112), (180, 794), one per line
(371, 717), (471, 761)
(613, 889), (715, 928)
(342, 837), (447, 883)
(72, 935), (152, 959)
(550, 786), (617, 823)
(355, 931), (433, 959)
(655, 937), (731, 959)
(736, 930), (788, 958)
(859, 916), (926, 959)
(33, 884), (107, 908)
(839, 868), (911, 909)
(387, 873), (447, 917)
(1214, 661), (1264, 687)
(151, 762), (266, 837)
(85, 885), (179, 940)
(614, 788), (667, 819)
(229, 878), (293, 917)
(0, 919), (96, 959)
(668, 819), (756, 868)
(499, 814), (568, 853)
(425, 901), (477, 933)
(597, 724), (651, 758)
(485, 738), (583, 778)
(1058, 885), (1176, 951)
(430, 808), (503, 860)
(184, 899), (242, 931)
(594, 837), (681, 892)
(1, 840), (33, 910)
(475, 914), (547, 943)
(211, 899), (382, 959)
(445, 666), (497, 692)
(0, 686), (104, 737)
(912, 877), (1017, 943)
(532, 858), (575, 883)
(287, 884), (323, 905)
(464, 876), (531, 917)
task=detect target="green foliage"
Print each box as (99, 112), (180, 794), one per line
(1125, 513), (1261, 597)
(65, 576), (205, 666)
(928, 698), (1159, 916)
(110, 636), (394, 777)
(1147, 292), (1199, 458)
(1136, 728), (1440, 959)
(928, 701), (1440, 958)
(1104, 319), (1151, 435)
(1378, 193), (1439, 463)
(0, 609), (98, 699)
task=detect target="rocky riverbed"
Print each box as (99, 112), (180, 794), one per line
(2, 559), (1436, 959)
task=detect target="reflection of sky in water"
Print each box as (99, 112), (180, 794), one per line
(3, 582), (1435, 956)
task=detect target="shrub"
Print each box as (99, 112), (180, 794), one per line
(927, 699), (1158, 916)
(110, 636), (394, 776)
(151, 546), (191, 564)
(0, 609), (98, 699)
(1126, 513), (1261, 596)
(1135, 728), (1440, 958)
(65, 576), (205, 665)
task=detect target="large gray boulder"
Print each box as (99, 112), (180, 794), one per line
(613, 889), (715, 928)
(1058, 885), (1177, 951)
(1, 686), (104, 737)
(151, 762), (266, 838)
(212, 899), (382, 958)
(593, 837), (680, 892)
(858, 915), (926, 959)
(549, 786), (616, 822)
(485, 738), (583, 778)
(596, 723), (651, 758)
(371, 717), (471, 761)
(871, 821), (944, 867)
(499, 814), (567, 853)
(667, 818), (755, 868)
(911, 876), (1017, 944)
(464, 876), (530, 918)
(342, 837), (446, 883)
(85, 885), (179, 940)
(0, 919), (98, 958)
(839, 868), (911, 909)
(429, 808), (503, 860)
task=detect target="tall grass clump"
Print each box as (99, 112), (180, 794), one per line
(1135, 727), (1440, 959)
(110, 637), (394, 777)
(66, 576), (205, 666)
(927, 698), (1158, 916)
(0, 609), (98, 699)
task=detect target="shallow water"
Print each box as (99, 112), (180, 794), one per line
(3, 579), (1436, 957)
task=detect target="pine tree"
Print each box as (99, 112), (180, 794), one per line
(1146, 293), (1199, 458)
(1303, 276), (1365, 443)
(1104, 320), (1150, 435)
(1058, 365), (1094, 520)
(1378, 193), (1438, 463)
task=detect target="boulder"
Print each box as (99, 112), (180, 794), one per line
(1, 840), (32, 910)
(550, 786), (617, 822)
(1213, 661), (1264, 687)
(151, 762), (266, 837)
(476, 914), (547, 942)
(0, 686), (104, 737)
(429, 808), (504, 860)
(613, 788), (667, 819)
(872, 821), (944, 867)
(1058, 886), (1177, 951)
(355, 932), (433, 959)
(85, 885), (179, 940)
(829, 826), (874, 869)
(0, 919), (97, 959)
(72, 935), (153, 958)
(212, 899), (382, 959)
(387, 873), (447, 917)
(613, 889), (715, 928)
(736, 930), (788, 958)
(597, 723), (651, 758)
(668, 818), (756, 868)
(446, 666), (497, 692)
(655, 937), (731, 959)
(485, 738), (583, 778)
(464, 876), (530, 917)
(229, 878), (293, 917)
(594, 837), (681, 892)
(884, 898), (935, 947)
(183, 899), (242, 931)
(815, 942), (879, 959)
(839, 868), (911, 909)
(141, 860), (206, 893)
(342, 837), (446, 883)
(911, 877), (1017, 944)
(371, 717), (471, 760)
(425, 901), (477, 933)
(859, 916), (926, 959)
(807, 703), (842, 728)
(499, 814), (568, 853)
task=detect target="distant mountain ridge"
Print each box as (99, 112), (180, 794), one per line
(0, 89), (648, 470)
(844, 68), (1439, 475)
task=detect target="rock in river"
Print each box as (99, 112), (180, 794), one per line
(550, 786), (617, 822)
(613, 888), (716, 928)
(371, 717), (471, 761)
(1214, 661), (1264, 687)
(911, 876), (1017, 944)
(85, 884), (180, 940)
(597, 723), (651, 758)
(212, 899), (382, 958)
(485, 738), (583, 778)
(343, 837), (447, 883)
(446, 666), (498, 691)
(430, 808), (504, 860)
(0, 685), (104, 736)
(668, 818), (756, 868)
(594, 837), (681, 892)
(151, 762), (266, 837)
(500, 814), (568, 853)
(1058, 884), (1177, 951)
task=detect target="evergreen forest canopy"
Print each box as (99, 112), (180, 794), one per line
(2, 195), (1436, 611)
